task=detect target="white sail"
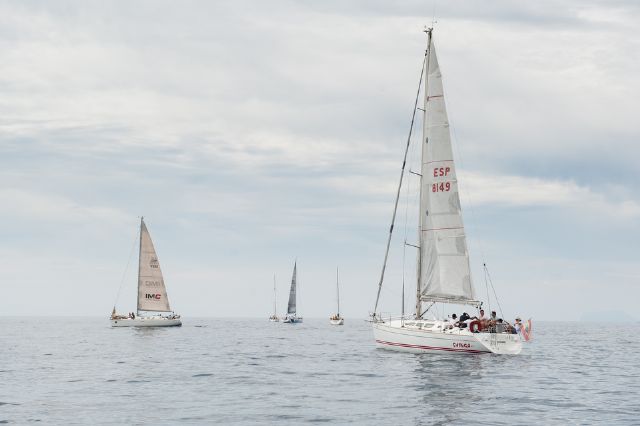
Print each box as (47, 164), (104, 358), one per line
(419, 37), (478, 306)
(137, 219), (172, 312)
(287, 262), (297, 314)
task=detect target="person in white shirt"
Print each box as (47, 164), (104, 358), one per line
(474, 309), (487, 331)
(447, 313), (458, 328)
(514, 317), (522, 333)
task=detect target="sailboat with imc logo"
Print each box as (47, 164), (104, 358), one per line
(111, 217), (182, 327)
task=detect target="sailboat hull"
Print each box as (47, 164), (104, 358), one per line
(373, 319), (521, 355)
(330, 318), (344, 325)
(283, 316), (302, 323)
(111, 318), (182, 327)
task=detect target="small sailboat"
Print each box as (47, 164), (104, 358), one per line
(269, 274), (279, 322)
(329, 267), (344, 325)
(282, 261), (303, 323)
(371, 28), (524, 355)
(110, 218), (182, 327)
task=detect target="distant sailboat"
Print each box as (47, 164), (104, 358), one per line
(282, 261), (302, 323)
(269, 274), (279, 322)
(329, 267), (344, 325)
(110, 218), (181, 327)
(371, 28), (523, 355)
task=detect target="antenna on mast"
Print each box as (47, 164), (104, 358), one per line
(430, 0), (438, 28)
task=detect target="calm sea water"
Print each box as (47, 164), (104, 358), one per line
(1, 318), (638, 425)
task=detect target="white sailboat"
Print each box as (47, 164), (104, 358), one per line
(329, 267), (344, 325)
(282, 261), (303, 323)
(111, 218), (182, 327)
(269, 274), (279, 322)
(371, 29), (523, 355)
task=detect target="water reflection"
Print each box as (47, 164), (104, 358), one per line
(411, 353), (490, 424)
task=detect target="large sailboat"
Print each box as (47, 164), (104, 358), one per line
(329, 267), (344, 325)
(269, 274), (279, 322)
(371, 29), (523, 355)
(110, 218), (182, 327)
(282, 261), (303, 323)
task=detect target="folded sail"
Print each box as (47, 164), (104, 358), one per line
(287, 262), (297, 314)
(137, 219), (172, 312)
(419, 38), (478, 306)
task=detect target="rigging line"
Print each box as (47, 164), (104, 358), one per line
(448, 101), (488, 266)
(113, 222), (140, 310)
(484, 263), (505, 320)
(401, 104), (420, 316)
(373, 50), (428, 314)
(483, 263), (492, 316)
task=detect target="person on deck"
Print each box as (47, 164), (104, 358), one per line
(476, 309), (487, 327)
(514, 317), (523, 334)
(448, 314), (458, 328)
(458, 312), (470, 328)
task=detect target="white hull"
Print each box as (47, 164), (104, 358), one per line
(373, 319), (522, 355)
(330, 318), (344, 325)
(111, 317), (182, 327)
(269, 317), (279, 322)
(283, 316), (303, 324)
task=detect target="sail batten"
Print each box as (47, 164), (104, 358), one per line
(418, 35), (476, 307)
(137, 219), (172, 313)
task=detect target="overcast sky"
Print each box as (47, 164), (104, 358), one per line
(1, 0), (638, 320)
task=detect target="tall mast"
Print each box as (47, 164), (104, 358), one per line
(336, 267), (340, 316)
(273, 274), (277, 316)
(416, 28), (432, 319)
(136, 216), (143, 314)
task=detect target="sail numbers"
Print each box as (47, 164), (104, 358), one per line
(432, 166), (452, 192)
(432, 182), (451, 192)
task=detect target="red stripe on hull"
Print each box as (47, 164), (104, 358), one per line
(376, 339), (490, 354)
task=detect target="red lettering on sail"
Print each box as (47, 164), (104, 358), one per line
(431, 182), (451, 193)
(433, 167), (451, 177)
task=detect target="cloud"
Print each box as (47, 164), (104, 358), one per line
(459, 171), (640, 219)
(0, 188), (129, 225)
(0, 1), (638, 318)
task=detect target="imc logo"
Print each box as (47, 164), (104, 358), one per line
(149, 257), (159, 268)
(145, 294), (162, 300)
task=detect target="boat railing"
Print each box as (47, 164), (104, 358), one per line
(372, 313), (447, 330)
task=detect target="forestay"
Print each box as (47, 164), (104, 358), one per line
(287, 262), (297, 314)
(137, 219), (172, 312)
(419, 37), (478, 306)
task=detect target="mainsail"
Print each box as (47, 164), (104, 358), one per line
(137, 218), (172, 312)
(418, 35), (478, 307)
(287, 262), (297, 314)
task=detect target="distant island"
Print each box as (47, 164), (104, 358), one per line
(580, 310), (638, 322)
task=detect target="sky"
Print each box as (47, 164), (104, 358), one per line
(0, 0), (638, 320)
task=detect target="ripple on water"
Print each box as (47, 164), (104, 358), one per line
(1, 319), (639, 424)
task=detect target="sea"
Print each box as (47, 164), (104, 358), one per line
(1, 318), (638, 425)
